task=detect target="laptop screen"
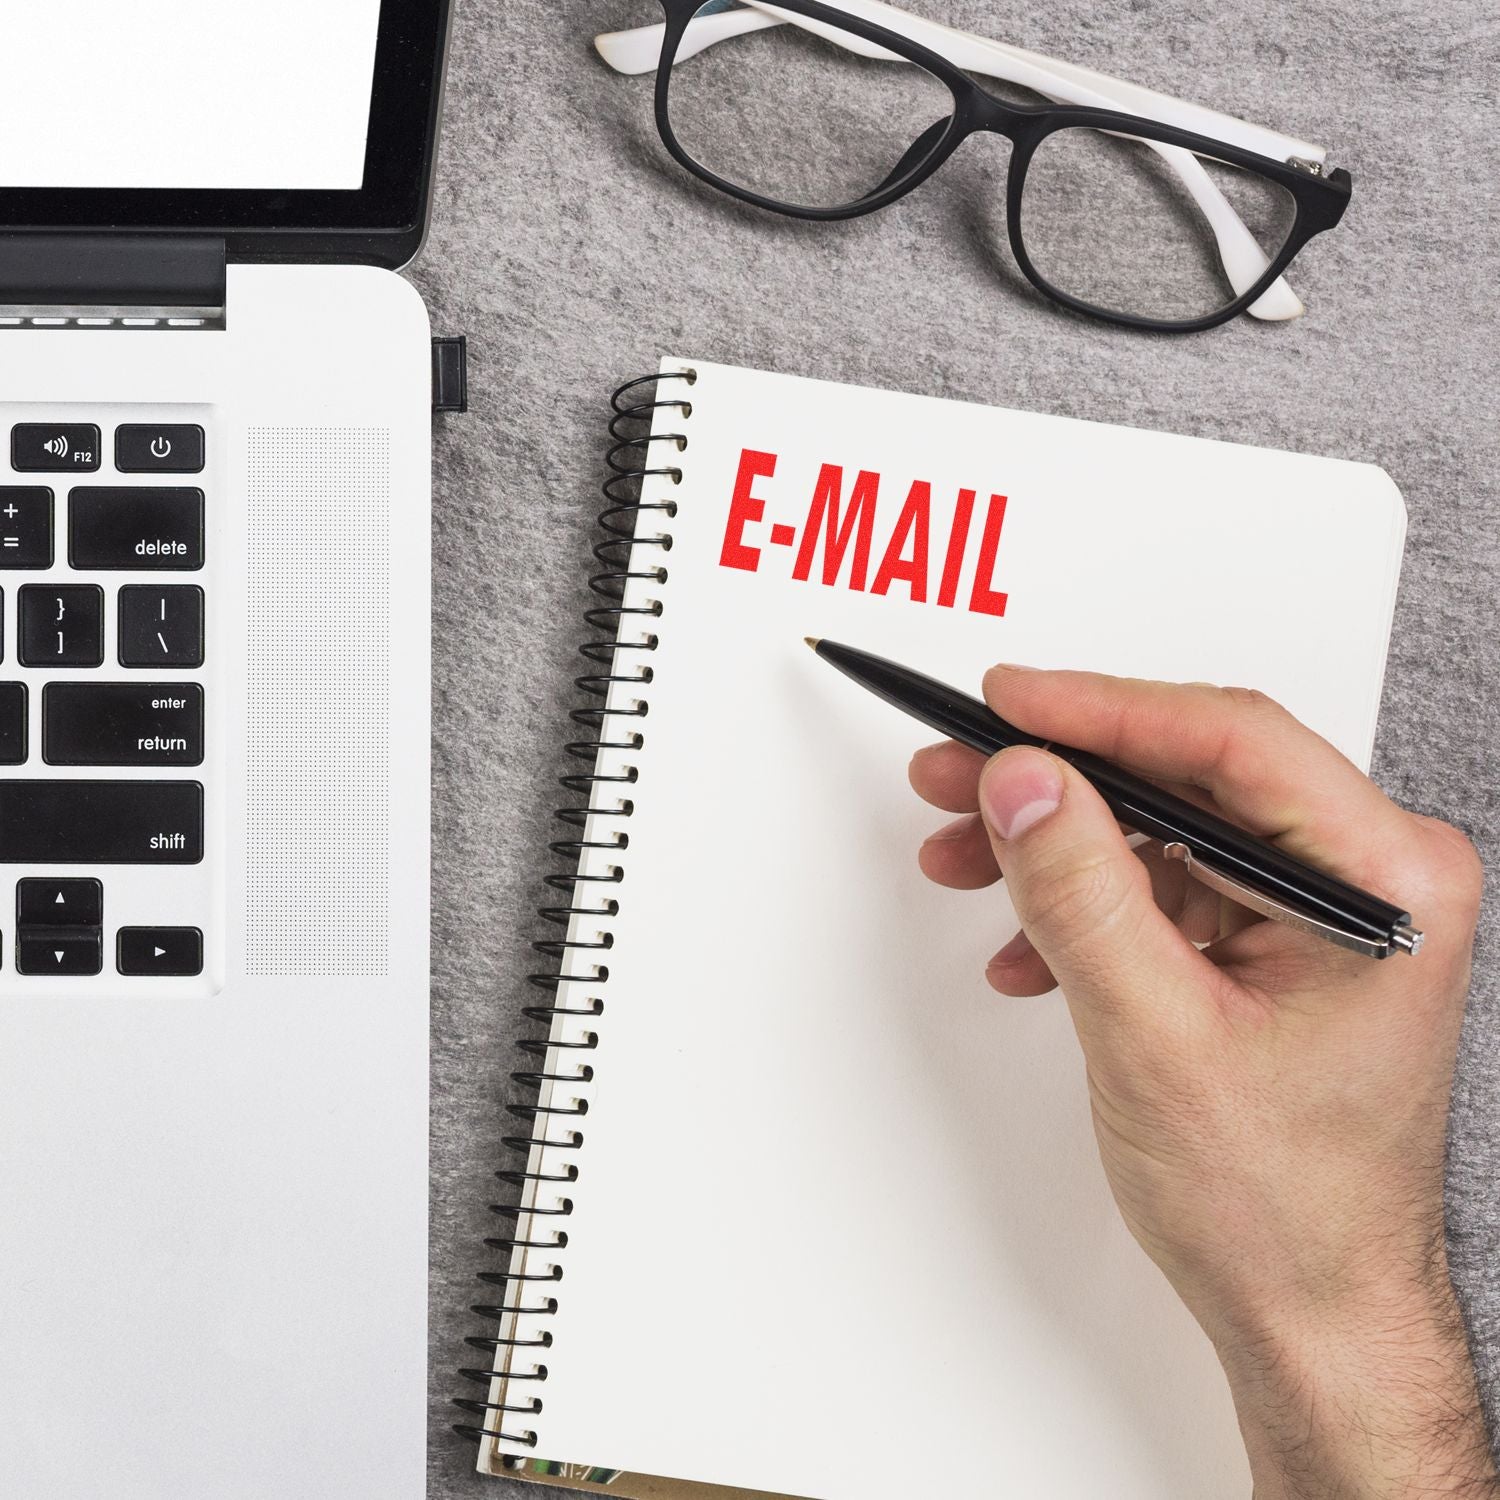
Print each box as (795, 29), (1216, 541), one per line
(0, 0), (449, 265)
(0, 1), (382, 191)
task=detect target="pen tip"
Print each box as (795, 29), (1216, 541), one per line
(804, 636), (821, 650)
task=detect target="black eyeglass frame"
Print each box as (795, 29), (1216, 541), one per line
(650, 0), (1352, 332)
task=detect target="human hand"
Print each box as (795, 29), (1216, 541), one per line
(910, 667), (1496, 1498)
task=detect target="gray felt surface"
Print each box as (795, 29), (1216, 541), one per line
(411, 2), (1500, 1494)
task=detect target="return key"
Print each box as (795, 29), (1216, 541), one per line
(43, 683), (203, 766)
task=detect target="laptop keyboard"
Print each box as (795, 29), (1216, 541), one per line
(1, 405), (217, 988)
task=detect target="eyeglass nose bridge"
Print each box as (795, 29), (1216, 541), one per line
(862, 91), (1024, 204)
(835, 87), (1046, 222)
(900, 88), (1050, 208)
(951, 87), (1055, 153)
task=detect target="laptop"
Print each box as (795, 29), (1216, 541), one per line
(0, 4), (452, 1495)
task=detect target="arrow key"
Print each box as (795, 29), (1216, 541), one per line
(18, 877), (103, 927)
(17, 930), (102, 976)
(117, 926), (202, 977)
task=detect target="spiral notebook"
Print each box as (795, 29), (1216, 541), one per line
(459, 359), (1408, 1499)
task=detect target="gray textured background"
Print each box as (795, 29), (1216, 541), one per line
(411, 2), (1500, 1494)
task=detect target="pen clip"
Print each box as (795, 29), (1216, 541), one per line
(1161, 842), (1398, 959)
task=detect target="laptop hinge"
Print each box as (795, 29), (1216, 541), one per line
(0, 234), (226, 329)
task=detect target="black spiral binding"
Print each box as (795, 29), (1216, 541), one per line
(453, 370), (695, 1460)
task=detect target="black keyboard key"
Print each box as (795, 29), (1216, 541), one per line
(114, 424), (205, 474)
(68, 488), (203, 571)
(117, 926), (202, 977)
(0, 682), (26, 764)
(19, 584), (104, 667)
(11, 423), (100, 473)
(0, 488), (54, 568)
(17, 930), (103, 976)
(118, 585), (204, 668)
(0, 780), (202, 863)
(18, 877), (102, 926)
(43, 682), (203, 766)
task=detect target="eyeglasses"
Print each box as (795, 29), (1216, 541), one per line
(595, 0), (1352, 332)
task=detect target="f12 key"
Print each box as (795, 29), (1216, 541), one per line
(11, 424), (100, 473)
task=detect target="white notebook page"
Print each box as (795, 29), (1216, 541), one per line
(487, 360), (1406, 1497)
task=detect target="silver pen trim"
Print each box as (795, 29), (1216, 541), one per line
(1161, 842), (1420, 959)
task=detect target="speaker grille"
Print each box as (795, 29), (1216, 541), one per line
(246, 428), (391, 977)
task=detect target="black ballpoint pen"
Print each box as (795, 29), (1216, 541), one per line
(807, 637), (1423, 960)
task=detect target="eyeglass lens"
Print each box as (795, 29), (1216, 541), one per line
(665, 3), (957, 212)
(1019, 128), (1298, 323)
(663, 4), (1299, 324)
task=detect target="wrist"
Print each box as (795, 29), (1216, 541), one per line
(1214, 1265), (1498, 1498)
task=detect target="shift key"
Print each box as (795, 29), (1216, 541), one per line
(69, 488), (203, 570)
(0, 780), (202, 863)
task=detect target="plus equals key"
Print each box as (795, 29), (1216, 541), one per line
(0, 487), (56, 570)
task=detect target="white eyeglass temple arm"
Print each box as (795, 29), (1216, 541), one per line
(595, 2), (1325, 320)
(598, 3), (1322, 162)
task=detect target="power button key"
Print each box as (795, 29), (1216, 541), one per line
(115, 425), (204, 474)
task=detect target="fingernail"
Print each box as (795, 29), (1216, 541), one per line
(989, 928), (1034, 967)
(980, 750), (1063, 840)
(924, 812), (978, 844)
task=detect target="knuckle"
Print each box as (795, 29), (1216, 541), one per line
(1218, 684), (1280, 713)
(1215, 686), (1288, 738)
(1427, 822), (1485, 910)
(1208, 688), (1300, 802)
(1022, 849), (1129, 939)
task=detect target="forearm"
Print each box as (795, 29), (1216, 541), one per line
(1220, 1272), (1499, 1499)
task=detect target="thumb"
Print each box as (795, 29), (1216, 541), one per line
(977, 745), (1217, 1040)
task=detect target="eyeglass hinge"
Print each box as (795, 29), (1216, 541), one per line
(1286, 156), (1325, 177)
